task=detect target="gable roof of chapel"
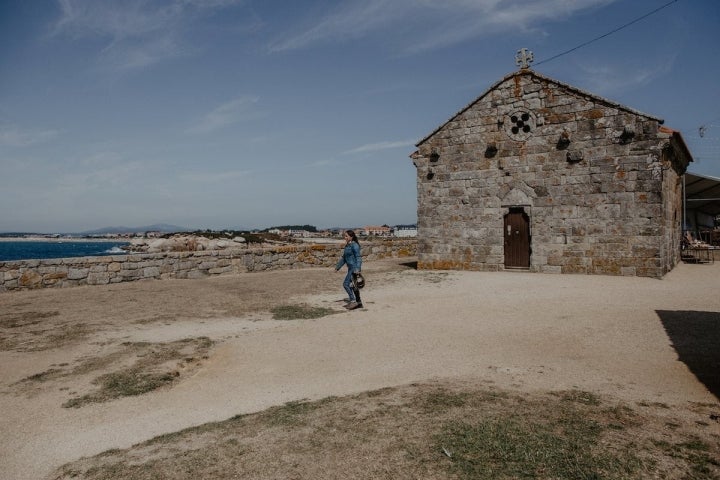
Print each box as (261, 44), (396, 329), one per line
(415, 69), (665, 148)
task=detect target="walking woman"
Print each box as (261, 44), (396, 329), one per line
(335, 229), (363, 310)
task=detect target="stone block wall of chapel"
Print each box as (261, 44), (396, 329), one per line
(415, 74), (677, 278)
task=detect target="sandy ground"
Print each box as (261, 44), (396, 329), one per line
(1, 258), (719, 480)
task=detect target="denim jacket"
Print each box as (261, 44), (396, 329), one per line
(336, 241), (362, 271)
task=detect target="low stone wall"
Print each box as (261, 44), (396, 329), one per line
(0, 240), (416, 292)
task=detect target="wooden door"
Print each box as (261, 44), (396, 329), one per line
(504, 209), (530, 268)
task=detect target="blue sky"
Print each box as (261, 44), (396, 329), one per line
(1, 0), (719, 233)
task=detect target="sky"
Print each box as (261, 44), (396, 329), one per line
(1, 0), (719, 233)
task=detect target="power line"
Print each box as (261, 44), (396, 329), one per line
(534, 0), (680, 67)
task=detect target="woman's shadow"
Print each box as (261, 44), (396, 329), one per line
(657, 310), (720, 400)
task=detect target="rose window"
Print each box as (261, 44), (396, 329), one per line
(504, 110), (536, 141)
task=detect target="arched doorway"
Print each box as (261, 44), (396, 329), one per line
(504, 207), (530, 268)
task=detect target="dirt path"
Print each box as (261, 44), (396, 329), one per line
(1, 259), (718, 480)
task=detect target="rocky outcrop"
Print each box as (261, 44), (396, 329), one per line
(127, 235), (249, 253)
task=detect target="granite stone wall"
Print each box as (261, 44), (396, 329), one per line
(412, 70), (690, 278)
(0, 240), (416, 292)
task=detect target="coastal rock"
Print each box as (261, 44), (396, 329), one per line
(128, 234), (251, 253)
(147, 239), (169, 252)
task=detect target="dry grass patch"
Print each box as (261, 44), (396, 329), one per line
(0, 310), (88, 351)
(62, 337), (213, 408)
(270, 304), (338, 320)
(51, 382), (720, 480)
(0, 310), (60, 328)
(13, 337), (213, 406)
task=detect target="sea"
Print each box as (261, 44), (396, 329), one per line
(0, 240), (130, 262)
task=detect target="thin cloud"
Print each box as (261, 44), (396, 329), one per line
(97, 35), (191, 72)
(308, 159), (333, 167)
(305, 140), (416, 168)
(55, 159), (145, 192)
(577, 53), (677, 96)
(178, 170), (251, 183)
(54, 0), (179, 40)
(269, 0), (617, 54)
(269, 0), (401, 53)
(52, 0), (247, 71)
(0, 126), (59, 147)
(186, 96), (262, 134)
(344, 140), (416, 155)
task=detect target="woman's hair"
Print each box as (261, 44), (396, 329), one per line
(345, 229), (359, 244)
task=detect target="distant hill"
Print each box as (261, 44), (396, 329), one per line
(79, 224), (193, 235)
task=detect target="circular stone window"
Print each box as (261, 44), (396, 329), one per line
(504, 110), (536, 141)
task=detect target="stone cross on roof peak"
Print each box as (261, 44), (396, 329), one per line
(516, 48), (534, 69)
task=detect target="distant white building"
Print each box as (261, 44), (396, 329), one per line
(363, 225), (392, 236)
(394, 225), (417, 237)
(288, 229), (313, 237)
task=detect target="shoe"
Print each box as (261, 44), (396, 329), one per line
(344, 301), (358, 309)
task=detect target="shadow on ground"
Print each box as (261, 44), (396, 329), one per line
(657, 310), (720, 400)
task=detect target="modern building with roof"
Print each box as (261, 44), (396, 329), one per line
(684, 172), (720, 239)
(410, 64), (693, 278)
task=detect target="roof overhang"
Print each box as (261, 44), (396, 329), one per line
(685, 171), (720, 218)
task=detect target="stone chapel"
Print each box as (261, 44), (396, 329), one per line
(410, 64), (692, 278)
